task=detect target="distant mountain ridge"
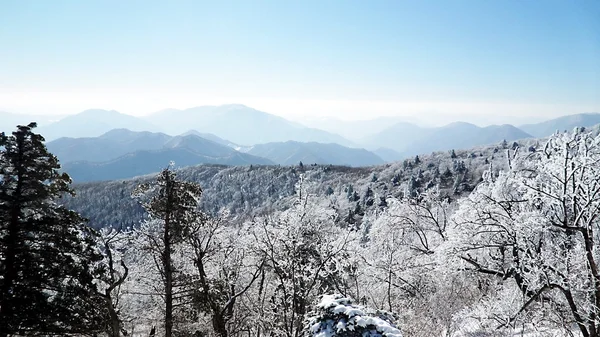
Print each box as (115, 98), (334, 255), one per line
(519, 113), (600, 137)
(37, 109), (162, 141)
(6, 107), (600, 166)
(245, 141), (385, 166)
(47, 129), (172, 163)
(54, 130), (274, 182)
(61, 147), (273, 182)
(46, 129), (382, 182)
(362, 121), (532, 157)
(5, 107), (599, 155)
(361, 113), (600, 159)
(295, 116), (420, 141)
(181, 130), (242, 149)
(47, 128), (259, 164)
(143, 104), (357, 147)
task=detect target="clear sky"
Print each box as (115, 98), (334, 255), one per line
(0, 0), (598, 124)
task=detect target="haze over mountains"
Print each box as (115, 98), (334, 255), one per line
(361, 121), (533, 158)
(4, 105), (600, 182)
(519, 113), (600, 138)
(46, 129), (384, 182)
(47, 129), (274, 182)
(143, 105), (356, 147)
(0, 111), (65, 133)
(47, 129), (172, 163)
(295, 116), (420, 140)
(37, 109), (162, 141)
(245, 141), (385, 166)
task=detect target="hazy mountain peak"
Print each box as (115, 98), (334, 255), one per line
(163, 134), (222, 150)
(99, 128), (138, 137)
(98, 128), (171, 142)
(37, 110), (162, 141)
(181, 129), (203, 136)
(441, 121), (479, 129)
(361, 119), (532, 158)
(519, 112), (600, 138)
(181, 130), (241, 148)
(483, 124), (524, 131)
(143, 105), (354, 146)
(247, 141), (384, 166)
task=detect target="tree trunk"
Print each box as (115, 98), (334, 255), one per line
(107, 296), (122, 337)
(103, 285), (125, 337)
(212, 313), (228, 337)
(164, 213), (173, 337)
(163, 171), (174, 337)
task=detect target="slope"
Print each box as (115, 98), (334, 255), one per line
(62, 134), (538, 229)
(47, 129), (274, 182)
(47, 129), (172, 163)
(37, 109), (162, 141)
(362, 121), (532, 157)
(246, 141), (385, 166)
(62, 144), (273, 183)
(519, 112), (600, 137)
(144, 104), (356, 147)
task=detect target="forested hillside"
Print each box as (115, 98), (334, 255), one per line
(64, 137), (530, 229)
(4, 123), (600, 337)
(3, 0), (597, 335)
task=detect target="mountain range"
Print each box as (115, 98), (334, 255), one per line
(46, 129), (383, 182)
(359, 121), (533, 158)
(6, 105), (600, 150)
(47, 129), (172, 163)
(37, 109), (162, 141)
(61, 147), (269, 182)
(142, 105), (356, 147)
(294, 116), (420, 141)
(244, 141), (385, 166)
(3, 106), (600, 182)
(48, 129), (272, 182)
(519, 113), (600, 137)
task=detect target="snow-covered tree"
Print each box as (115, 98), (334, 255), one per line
(303, 294), (402, 337)
(359, 190), (478, 336)
(448, 128), (600, 336)
(132, 167), (204, 337)
(118, 221), (165, 335)
(186, 215), (265, 337)
(0, 123), (106, 336)
(96, 227), (131, 337)
(249, 177), (358, 337)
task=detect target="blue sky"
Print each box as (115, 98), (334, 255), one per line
(0, 0), (598, 124)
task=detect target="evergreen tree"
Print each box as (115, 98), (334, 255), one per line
(0, 123), (106, 336)
(304, 294), (403, 337)
(132, 167), (203, 337)
(325, 186), (334, 195)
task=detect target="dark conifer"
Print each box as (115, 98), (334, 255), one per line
(0, 123), (106, 336)
(133, 167), (203, 337)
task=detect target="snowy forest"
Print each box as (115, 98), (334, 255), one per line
(2, 122), (600, 337)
